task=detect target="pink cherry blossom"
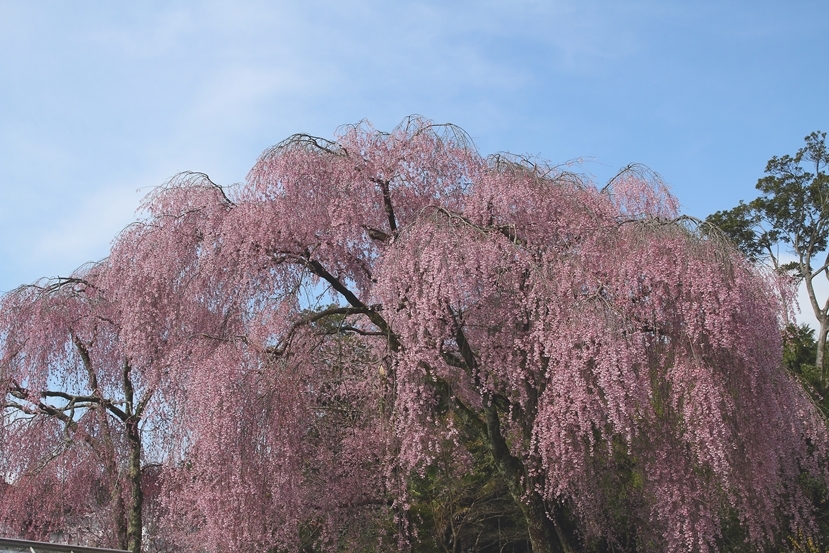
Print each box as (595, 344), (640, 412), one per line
(3, 117), (826, 553)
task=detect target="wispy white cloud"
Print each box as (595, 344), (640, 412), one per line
(0, 0), (827, 294)
(19, 186), (141, 268)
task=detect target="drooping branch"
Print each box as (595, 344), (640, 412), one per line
(69, 333), (137, 422)
(170, 172), (236, 207)
(305, 258), (400, 351)
(265, 305), (374, 358)
(327, 325), (387, 337)
(445, 308), (513, 413)
(9, 382), (130, 423)
(6, 382), (105, 454)
(69, 329), (130, 547)
(72, 334), (98, 393)
(432, 375), (486, 437)
(123, 358), (134, 418)
(41, 390), (101, 404)
(363, 226), (390, 243)
(370, 178), (398, 233)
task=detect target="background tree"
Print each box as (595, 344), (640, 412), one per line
(784, 324), (821, 386)
(0, 264), (160, 553)
(100, 118), (829, 553)
(0, 231), (224, 551)
(706, 131), (829, 379)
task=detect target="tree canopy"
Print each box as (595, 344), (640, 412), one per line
(2, 118), (828, 553)
(0, 266), (157, 552)
(706, 131), (829, 378)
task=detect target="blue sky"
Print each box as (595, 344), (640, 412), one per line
(1, 1), (827, 326)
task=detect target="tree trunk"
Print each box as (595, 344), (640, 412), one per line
(110, 477), (128, 550)
(126, 419), (143, 553)
(483, 404), (577, 553)
(818, 318), (828, 385)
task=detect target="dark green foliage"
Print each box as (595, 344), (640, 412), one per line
(780, 323), (829, 548)
(705, 132), (829, 278)
(755, 131), (829, 258)
(784, 323), (821, 384)
(782, 322), (829, 419)
(706, 203), (765, 263)
(408, 425), (531, 553)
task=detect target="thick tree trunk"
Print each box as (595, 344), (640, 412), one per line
(483, 404), (577, 553)
(122, 360), (144, 553)
(448, 324), (578, 552)
(110, 479), (128, 550)
(75, 338), (130, 550)
(125, 419), (143, 553)
(818, 319), (827, 384)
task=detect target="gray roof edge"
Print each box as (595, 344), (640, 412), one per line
(0, 537), (129, 553)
